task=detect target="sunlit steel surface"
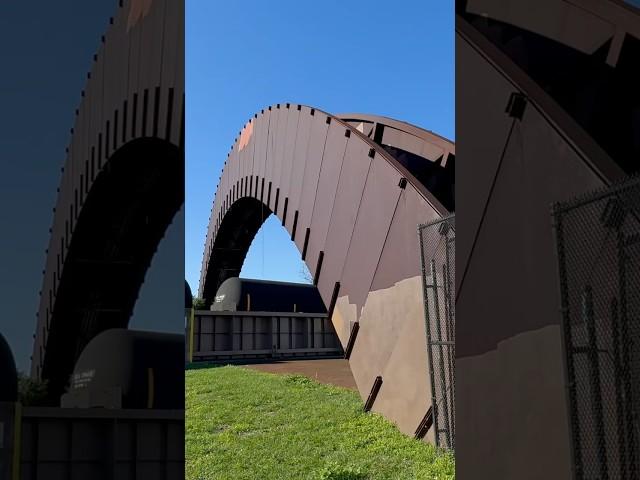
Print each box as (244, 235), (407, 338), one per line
(199, 105), (454, 437)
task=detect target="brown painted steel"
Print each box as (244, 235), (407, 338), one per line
(31, 0), (184, 399)
(456, 2), (639, 477)
(199, 105), (453, 437)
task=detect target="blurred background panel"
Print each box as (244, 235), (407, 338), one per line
(0, 0), (184, 384)
(0, 1), (184, 478)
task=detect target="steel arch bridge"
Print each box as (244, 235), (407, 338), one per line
(199, 105), (454, 437)
(31, 0), (184, 400)
(456, 0), (640, 477)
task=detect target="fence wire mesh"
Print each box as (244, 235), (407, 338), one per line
(553, 176), (640, 480)
(418, 214), (455, 450)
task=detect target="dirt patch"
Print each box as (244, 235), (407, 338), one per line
(241, 359), (357, 390)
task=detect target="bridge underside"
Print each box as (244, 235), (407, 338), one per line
(42, 138), (183, 400)
(32, 0), (184, 399)
(202, 197), (272, 302)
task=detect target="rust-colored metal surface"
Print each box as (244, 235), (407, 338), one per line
(456, 1), (639, 477)
(199, 105), (454, 437)
(31, 0), (184, 399)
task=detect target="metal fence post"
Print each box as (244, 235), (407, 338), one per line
(418, 214), (455, 450)
(551, 176), (640, 479)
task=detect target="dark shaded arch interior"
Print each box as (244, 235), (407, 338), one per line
(460, 9), (640, 174)
(381, 144), (455, 211)
(42, 137), (183, 400)
(201, 197), (273, 306)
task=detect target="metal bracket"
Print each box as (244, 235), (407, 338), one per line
(344, 321), (360, 359)
(363, 376), (383, 412)
(505, 92), (527, 120)
(414, 406), (434, 440)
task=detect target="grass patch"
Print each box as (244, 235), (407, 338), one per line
(186, 365), (454, 479)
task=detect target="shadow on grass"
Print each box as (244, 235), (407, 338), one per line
(185, 362), (226, 371)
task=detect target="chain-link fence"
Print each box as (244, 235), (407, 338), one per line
(418, 214), (455, 450)
(553, 176), (640, 479)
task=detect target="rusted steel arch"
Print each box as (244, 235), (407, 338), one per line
(199, 107), (454, 301)
(455, 3), (640, 477)
(336, 113), (455, 212)
(336, 112), (455, 166)
(31, 0), (184, 400)
(455, 10), (632, 358)
(199, 104), (454, 437)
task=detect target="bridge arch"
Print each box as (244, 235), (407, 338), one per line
(32, 0), (184, 400)
(199, 104), (454, 436)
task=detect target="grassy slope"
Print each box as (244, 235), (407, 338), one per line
(186, 365), (454, 480)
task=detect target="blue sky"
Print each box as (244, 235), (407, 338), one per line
(186, 0), (454, 294)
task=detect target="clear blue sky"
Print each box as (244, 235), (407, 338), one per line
(186, 0), (454, 294)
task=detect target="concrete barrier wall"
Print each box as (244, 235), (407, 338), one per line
(7, 407), (183, 480)
(188, 311), (342, 362)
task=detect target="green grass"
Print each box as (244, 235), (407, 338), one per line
(186, 365), (454, 480)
